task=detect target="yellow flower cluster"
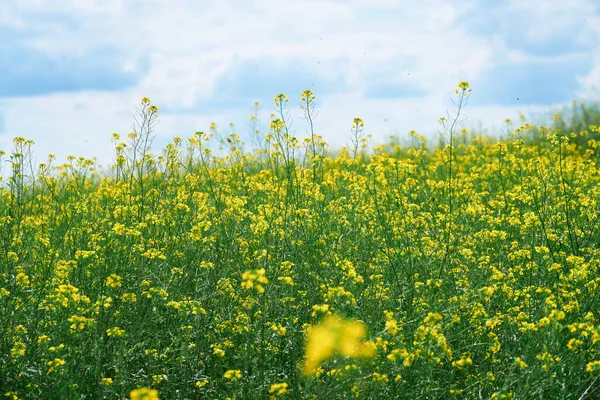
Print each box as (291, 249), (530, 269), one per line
(223, 369), (242, 382)
(130, 387), (159, 400)
(241, 268), (269, 293)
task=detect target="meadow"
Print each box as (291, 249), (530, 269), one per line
(1, 84), (600, 399)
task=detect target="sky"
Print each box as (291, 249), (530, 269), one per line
(0, 0), (599, 167)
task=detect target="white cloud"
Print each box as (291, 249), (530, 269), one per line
(0, 0), (598, 166)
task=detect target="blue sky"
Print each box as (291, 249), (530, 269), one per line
(0, 0), (599, 166)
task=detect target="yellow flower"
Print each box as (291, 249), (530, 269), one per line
(452, 355), (473, 370)
(384, 311), (399, 336)
(7, 252), (18, 262)
(48, 344), (65, 353)
(10, 341), (26, 358)
(0, 288), (10, 299)
(37, 335), (51, 344)
(277, 276), (294, 286)
(100, 377), (113, 385)
(491, 392), (513, 400)
(269, 382), (288, 397)
(303, 315), (374, 375)
(311, 303), (330, 317)
(14, 325), (27, 335)
(121, 293), (137, 303)
(106, 274), (122, 288)
(567, 338), (582, 351)
(271, 323), (287, 337)
(372, 372), (388, 383)
(106, 327), (125, 337)
(15, 272), (30, 287)
(586, 360), (600, 373)
(47, 358), (66, 373)
(213, 347), (225, 357)
(195, 379), (209, 388)
(224, 369), (241, 382)
(130, 387), (159, 400)
(241, 268), (268, 293)
(514, 357), (528, 369)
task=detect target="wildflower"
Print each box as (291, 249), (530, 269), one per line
(15, 272), (30, 287)
(213, 347), (225, 357)
(195, 379), (208, 388)
(384, 311), (399, 336)
(269, 382), (288, 397)
(130, 387), (159, 400)
(7, 252), (18, 262)
(47, 358), (66, 373)
(274, 93), (289, 105)
(387, 347), (409, 362)
(452, 355), (473, 370)
(37, 335), (51, 344)
(514, 357), (528, 369)
(68, 315), (95, 331)
(105, 274), (122, 288)
(303, 315), (375, 375)
(10, 341), (26, 358)
(121, 293), (137, 303)
(241, 268), (268, 293)
(14, 325), (27, 335)
(457, 81), (471, 92)
(48, 344), (65, 353)
(567, 338), (583, 351)
(352, 117), (364, 129)
(277, 276), (294, 286)
(223, 369), (241, 382)
(491, 392), (513, 400)
(106, 327), (125, 337)
(372, 372), (389, 383)
(311, 304), (330, 317)
(586, 361), (600, 373)
(100, 378), (113, 385)
(270, 323), (287, 336)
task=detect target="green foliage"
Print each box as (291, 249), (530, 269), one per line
(1, 91), (600, 399)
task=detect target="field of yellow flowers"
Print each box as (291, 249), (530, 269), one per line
(1, 85), (600, 399)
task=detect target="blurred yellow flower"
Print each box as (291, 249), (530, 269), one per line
(130, 387), (159, 400)
(303, 315), (374, 375)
